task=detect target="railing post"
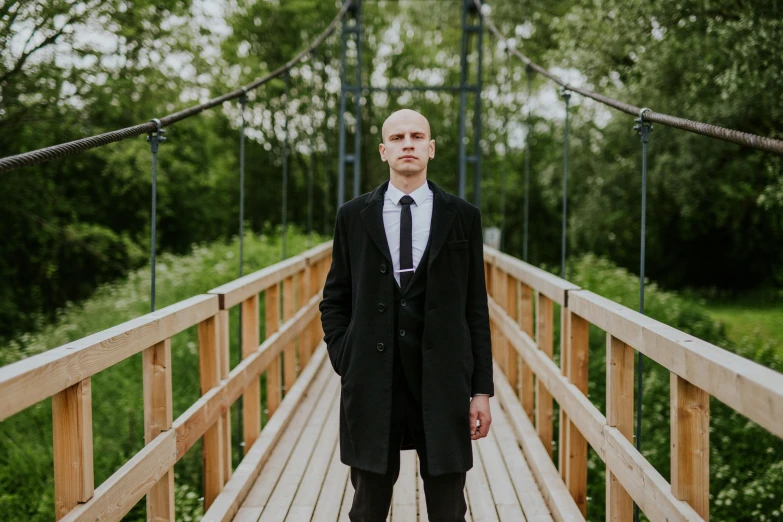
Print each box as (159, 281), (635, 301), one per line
(283, 275), (296, 393)
(218, 309), (232, 481)
(517, 283), (534, 419)
(559, 296), (571, 476)
(143, 338), (174, 520)
(606, 335), (634, 521)
(52, 378), (94, 520)
(671, 375), (710, 520)
(242, 294), (261, 454)
(265, 284), (282, 417)
(536, 293), (554, 458)
(198, 314), (224, 510)
(492, 264), (508, 377)
(505, 272), (519, 395)
(565, 310), (588, 516)
(297, 268), (310, 366)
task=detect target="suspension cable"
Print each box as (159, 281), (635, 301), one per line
(0, 0), (353, 174)
(475, 0), (783, 155)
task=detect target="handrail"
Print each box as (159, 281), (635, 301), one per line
(0, 1), (353, 173)
(476, 0), (783, 155)
(0, 240), (334, 520)
(482, 243), (783, 520)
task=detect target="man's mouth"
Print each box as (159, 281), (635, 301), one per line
(400, 156), (416, 160)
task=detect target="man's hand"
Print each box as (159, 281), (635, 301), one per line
(469, 395), (492, 440)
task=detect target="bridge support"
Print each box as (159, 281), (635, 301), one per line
(458, 0), (484, 206)
(337, 0), (362, 206)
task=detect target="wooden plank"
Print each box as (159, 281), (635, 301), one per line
(143, 338), (174, 521)
(493, 362), (582, 522)
(258, 376), (340, 522)
(199, 314), (225, 511)
(209, 255), (306, 310)
(558, 304), (571, 479)
(287, 399), (341, 522)
(283, 276), (296, 395)
(568, 289), (783, 439)
(606, 335), (634, 522)
(205, 347), (331, 522)
(484, 245), (579, 306)
(298, 268), (311, 368)
(390, 450), (417, 522)
(505, 273), (519, 398)
(174, 296), (321, 460)
(60, 430), (177, 522)
(416, 454), (428, 522)
(564, 311), (588, 516)
(536, 294), (554, 459)
(671, 375), (710, 521)
(493, 266), (509, 377)
(312, 439), (349, 521)
(53, 378), (94, 520)
(489, 298), (702, 521)
(242, 294), (261, 454)
(266, 284), (282, 417)
(465, 439), (500, 522)
(489, 398), (552, 522)
(218, 309), (232, 483)
(518, 284), (535, 420)
(0, 294), (218, 422)
(476, 406), (527, 522)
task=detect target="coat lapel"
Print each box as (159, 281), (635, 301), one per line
(359, 179), (456, 274)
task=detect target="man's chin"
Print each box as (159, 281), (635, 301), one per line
(392, 164), (425, 176)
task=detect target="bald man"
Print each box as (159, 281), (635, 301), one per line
(320, 109), (493, 522)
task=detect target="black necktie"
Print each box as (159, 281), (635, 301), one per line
(399, 195), (414, 291)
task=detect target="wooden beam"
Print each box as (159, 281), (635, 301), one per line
(493, 265), (509, 377)
(0, 294), (218, 421)
(143, 338), (174, 521)
(218, 309), (232, 483)
(298, 268), (311, 367)
(518, 283), (534, 420)
(671, 375), (710, 520)
(242, 295), (261, 455)
(209, 255), (306, 310)
(265, 284), (282, 417)
(536, 293), (555, 458)
(53, 378), (94, 520)
(606, 335), (634, 522)
(565, 310), (589, 516)
(282, 275), (296, 394)
(198, 314), (224, 510)
(505, 272), (519, 395)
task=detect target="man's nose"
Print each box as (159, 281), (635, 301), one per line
(403, 136), (414, 148)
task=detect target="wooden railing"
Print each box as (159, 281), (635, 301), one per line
(484, 245), (783, 522)
(0, 241), (333, 522)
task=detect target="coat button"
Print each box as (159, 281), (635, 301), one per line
(378, 303), (385, 312)
(380, 264), (387, 273)
(376, 342), (385, 352)
(400, 299), (407, 307)
(399, 329), (406, 337)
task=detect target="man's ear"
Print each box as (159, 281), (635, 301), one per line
(379, 143), (388, 162)
(429, 139), (436, 159)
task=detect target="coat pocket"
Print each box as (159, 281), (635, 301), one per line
(447, 239), (469, 250)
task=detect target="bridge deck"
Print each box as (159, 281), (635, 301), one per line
(232, 354), (554, 522)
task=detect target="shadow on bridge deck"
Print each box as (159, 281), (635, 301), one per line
(232, 347), (555, 522)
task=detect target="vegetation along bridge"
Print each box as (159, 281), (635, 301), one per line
(0, 1), (781, 521)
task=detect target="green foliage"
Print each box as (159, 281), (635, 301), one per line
(0, 228), (323, 521)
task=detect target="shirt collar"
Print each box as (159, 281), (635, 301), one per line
(386, 180), (431, 206)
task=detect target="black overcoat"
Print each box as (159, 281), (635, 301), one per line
(318, 179), (493, 476)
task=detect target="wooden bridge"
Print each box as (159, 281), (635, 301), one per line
(1, 241), (782, 522)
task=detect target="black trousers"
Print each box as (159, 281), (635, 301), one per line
(349, 349), (467, 522)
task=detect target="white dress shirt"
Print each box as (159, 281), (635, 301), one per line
(382, 180), (433, 288)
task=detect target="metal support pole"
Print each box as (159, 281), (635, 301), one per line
(472, 1), (484, 209)
(281, 69), (290, 260)
(523, 67), (533, 262)
(308, 52), (316, 246)
(337, 0), (361, 207)
(560, 88), (571, 279)
(457, 1), (469, 200)
(353, 1), (362, 200)
(633, 107), (652, 522)
(237, 88), (248, 455)
(500, 45), (510, 251)
(146, 118), (166, 313)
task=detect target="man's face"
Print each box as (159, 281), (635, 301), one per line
(379, 110), (435, 176)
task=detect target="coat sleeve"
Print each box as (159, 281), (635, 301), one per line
(319, 206), (353, 376)
(466, 206), (494, 396)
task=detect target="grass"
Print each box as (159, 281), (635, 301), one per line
(701, 297), (783, 354)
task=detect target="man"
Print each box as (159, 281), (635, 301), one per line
(319, 109), (493, 522)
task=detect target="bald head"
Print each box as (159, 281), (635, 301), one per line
(381, 109), (431, 142)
